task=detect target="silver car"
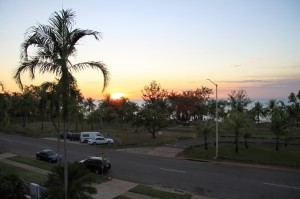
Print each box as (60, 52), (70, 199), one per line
(88, 136), (114, 145)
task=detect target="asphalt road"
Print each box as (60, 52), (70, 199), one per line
(0, 132), (300, 199)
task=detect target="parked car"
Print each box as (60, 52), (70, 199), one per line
(69, 133), (80, 141)
(88, 136), (114, 145)
(59, 132), (72, 139)
(80, 132), (103, 143)
(36, 149), (61, 163)
(79, 156), (111, 174)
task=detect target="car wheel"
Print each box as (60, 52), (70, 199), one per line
(93, 142), (96, 145)
(107, 141), (111, 145)
(37, 156), (40, 160)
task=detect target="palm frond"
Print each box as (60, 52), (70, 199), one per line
(71, 61), (110, 92)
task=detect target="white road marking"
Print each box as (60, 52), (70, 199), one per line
(263, 183), (300, 190)
(160, 168), (186, 174)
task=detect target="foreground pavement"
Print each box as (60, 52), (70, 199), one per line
(0, 152), (212, 199)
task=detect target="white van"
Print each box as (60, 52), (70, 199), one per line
(80, 132), (103, 143)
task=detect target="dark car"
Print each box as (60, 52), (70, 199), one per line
(69, 133), (80, 141)
(79, 156), (111, 174)
(36, 149), (61, 163)
(59, 132), (72, 139)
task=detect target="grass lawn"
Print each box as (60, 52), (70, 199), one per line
(181, 143), (300, 167)
(1, 121), (195, 147)
(0, 162), (46, 184)
(129, 185), (192, 199)
(8, 156), (55, 171)
(113, 196), (133, 199)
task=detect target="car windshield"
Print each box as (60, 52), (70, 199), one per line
(45, 151), (56, 156)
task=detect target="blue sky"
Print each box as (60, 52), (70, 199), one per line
(0, 0), (299, 100)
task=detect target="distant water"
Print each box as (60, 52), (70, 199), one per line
(131, 98), (290, 109)
(248, 98), (290, 109)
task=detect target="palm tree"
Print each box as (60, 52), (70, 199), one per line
(222, 111), (253, 153)
(0, 174), (26, 199)
(227, 90), (251, 113)
(271, 109), (289, 151)
(0, 82), (4, 91)
(14, 9), (109, 198)
(84, 98), (96, 114)
(84, 97), (97, 130)
(41, 162), (97, 199)
(251, 101), (265, 124)
(196, 119), (214, 150)
(0, 83), (11, 127)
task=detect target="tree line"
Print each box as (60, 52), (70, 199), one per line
(1, 80), (300, 149)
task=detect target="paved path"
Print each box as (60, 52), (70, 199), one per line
(93, 179), (137, 199)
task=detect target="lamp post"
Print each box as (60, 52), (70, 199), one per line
(207, 79), (218, 158)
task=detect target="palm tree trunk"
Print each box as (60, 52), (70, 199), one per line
(41, 120), (44, 131)
(245, 138), (248, 149)
(285, 136), (288, 146)
(63, 120), (68, 198)
(235, 132), (239, 153)
(276, 136), (279, 151)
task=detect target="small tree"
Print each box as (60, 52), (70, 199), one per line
(195, 119), (214, 150)
(222, 111), (253, 153)
(0, 174), (26, 199)
(41, 162), (96, 199)
(134, 108), (168, 139)
(271, 109), (289, 151)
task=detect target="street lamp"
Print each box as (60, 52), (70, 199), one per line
(207, 79), (218, 158)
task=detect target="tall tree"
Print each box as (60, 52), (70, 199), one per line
(0, 83), (11, 127)
(250, 101), (266, 124)
(168, 87), (212, 124)
(287, 90), (300, 127)
(84, 98), (96, 115)
(14, 9), (109, 198)
(228, 90), (251, 113)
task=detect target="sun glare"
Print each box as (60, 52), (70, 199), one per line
(111, 92), (124, 100)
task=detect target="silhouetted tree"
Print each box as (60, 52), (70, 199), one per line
(15, 9), (109, 198)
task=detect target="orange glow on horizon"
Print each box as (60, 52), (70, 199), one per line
(111, 92), (125, 100)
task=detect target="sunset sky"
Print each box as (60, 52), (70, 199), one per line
(0, 0), (299, 101)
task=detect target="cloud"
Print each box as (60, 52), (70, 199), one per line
(220, 79), (270, 84)
(227, 64), (241, 68)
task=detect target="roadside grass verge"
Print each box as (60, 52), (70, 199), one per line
(129, 185), (192, 199)
(113, 196), (132, 199)
(6, 155), (109, 184)
(0, 162), (46, 184)
(1, 121), (196, 147)
(181, 143), (300, 167)
(8, 156), (54, 171)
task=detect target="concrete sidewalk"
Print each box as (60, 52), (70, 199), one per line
(93, 179), (137, 199)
